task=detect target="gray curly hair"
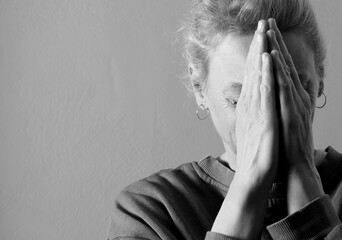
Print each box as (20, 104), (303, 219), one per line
(184, 0), (326, 92)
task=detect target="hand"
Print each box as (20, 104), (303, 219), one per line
(267, 18), (324, 214)
(211, 20), (279, 240)
(234, 21), (278, 189)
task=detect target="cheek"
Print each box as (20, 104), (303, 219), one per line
(207, 97), (237, 143)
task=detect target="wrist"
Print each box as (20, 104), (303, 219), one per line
(287, 164), (324, 214)
(234, 169), (275, 192)
(230, 174), (272, 205)
(288, 161), (322, 186)
(211, 176), (272, 239)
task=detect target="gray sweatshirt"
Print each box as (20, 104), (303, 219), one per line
(107, 146), (342, 240)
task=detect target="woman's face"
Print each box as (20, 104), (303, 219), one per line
(194, 31), (323, 159)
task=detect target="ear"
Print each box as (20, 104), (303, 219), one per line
(318, 80), (324, 97)
(192, 80), (208, 108)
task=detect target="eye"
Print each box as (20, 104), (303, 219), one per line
(226, 97), (238, 106)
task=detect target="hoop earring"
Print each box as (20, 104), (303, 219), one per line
(316, 92), (327, 109)
(196, 104), (210, 120)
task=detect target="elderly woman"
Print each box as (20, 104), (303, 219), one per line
(107, 0), (342, 239)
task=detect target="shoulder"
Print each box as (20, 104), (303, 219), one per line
(317, 146), (342, 193)
(107, 160), (211, 239)
(116, 160), (204, 206)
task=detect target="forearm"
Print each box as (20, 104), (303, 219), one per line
(287, 162), (325, 215)
(211, 176), (272, 240)
(267, 195), (341, 240)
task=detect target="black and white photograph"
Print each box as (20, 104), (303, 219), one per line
(1, 1), (342, 239)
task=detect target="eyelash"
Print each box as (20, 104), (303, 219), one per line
(224, 80), (312, 107)
(225, 86), (312, 107)
(226, 98), (238, 106)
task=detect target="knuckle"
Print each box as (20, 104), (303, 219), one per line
(285, 65), (291, 75)
(260, 83), (271, 94)
(262, 65), (269, 75)
(285, 53), (293, 62)
(252, 68), (262, 79)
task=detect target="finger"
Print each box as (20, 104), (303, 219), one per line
(268, 18), (304, 94)
(267, 19), (292, 68)
(251, 32), (267, 106)
(271, 50), (294, 121)
(260, 53), (276, 113)
(244, 20), (268, 104)
(267, 25), (303, 106)
(259, 19), (269, 33)
(266, 29), (296, 92)
(247, 20), (269, 69)
(266, 30), (287, 71)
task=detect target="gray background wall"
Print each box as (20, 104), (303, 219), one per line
(0, 1), (341, 239)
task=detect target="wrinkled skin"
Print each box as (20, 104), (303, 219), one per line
(193, 19), (325, 239)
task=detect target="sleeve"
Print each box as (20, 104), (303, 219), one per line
(106, 188), (162, 240)
(106, 176), (200, 240)
(204, 232), (238, 240)
(267, 195), (341, 240)
(205, 228), (274, 240)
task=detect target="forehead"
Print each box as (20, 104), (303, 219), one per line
(208, 31), (316, 86)
(282, 31), (315, 77)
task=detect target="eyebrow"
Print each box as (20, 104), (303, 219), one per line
(222, 83), (242, 93)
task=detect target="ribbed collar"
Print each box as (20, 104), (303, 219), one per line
(197, 155), (235, 188)
(197, 146), (342, 190)
(195, 146), (342, 224)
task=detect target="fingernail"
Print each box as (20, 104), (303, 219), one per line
(274, 50), (279, 58)
(258, 20), (263, 31)
(271, 50), (278, 58)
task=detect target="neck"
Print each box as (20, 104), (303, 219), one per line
(219, 141), (237, 171)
